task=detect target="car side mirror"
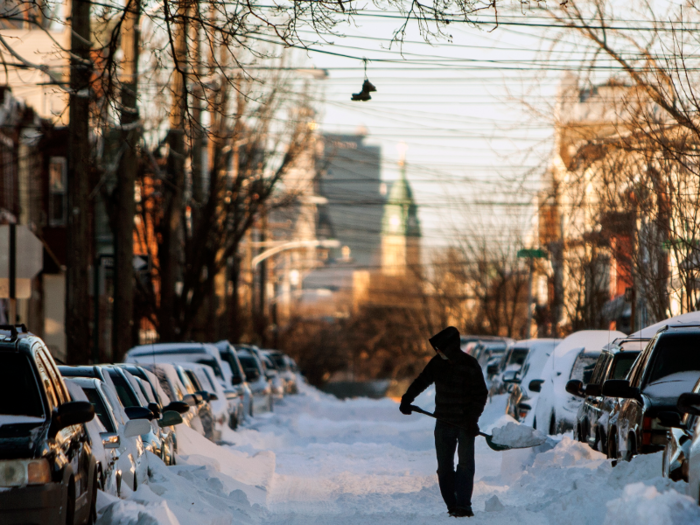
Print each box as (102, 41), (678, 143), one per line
(677, 393), (700, 416)
(502, 371), (519, 384)
(158, 410), (184, 427)
(148, 402), (161, 419)
(208, 392), (218, 401)
(657, 411), (683, 428)
(195, 390), (211, 402)
(164, 401), (190, 414)
(100, 432), (121, 449)
(585, 384), (602, 397)
(565, 379), (585, 397)
(123, 418), (151, 438)
(528, 379), (544, 393)
(125, 406), (155, 421)
(602, 379), (639, 399)
(50, 401), (95, 437)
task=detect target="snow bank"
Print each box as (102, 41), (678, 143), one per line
(605, 483), (700, 525)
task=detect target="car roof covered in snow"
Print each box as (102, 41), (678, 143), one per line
(629, 310), (700, 339)
(552, 330), (626, 360)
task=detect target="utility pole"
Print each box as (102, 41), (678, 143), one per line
(112, 0), (141, 361)
(159, 0), (188, 341)
(66, 0), (92, 364)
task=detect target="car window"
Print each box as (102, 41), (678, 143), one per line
(507, 348), (529, 367)
(185, 370), (202, 391)
(570, 352), (600, 382)
(177, 369), (197, 394)
(238, 355), (260, 377)
(38, 347), (68, 404)
(83, 387), (115, 433)
(609, 352), (640, 380)
(0, 353), (45, 417)
(270, 354), (286, 370)
(35, 353), (58, 410)
(219, 351), (245, 382)
(195, 357), (224, 380)
(646, 333), (700, 384)
(107, 370), (139, 407)
(588, 353), (610, 385)
(629, 336), (657, 387)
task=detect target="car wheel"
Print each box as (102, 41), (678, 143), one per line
(532, 417), (537, 430)
(229, 413), (238, 430)
(549, 415), (556, 436)
(624, 435), (636, 462)
(607, 429), (617, 460)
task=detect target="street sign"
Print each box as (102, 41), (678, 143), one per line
(0, 225), (43, 299)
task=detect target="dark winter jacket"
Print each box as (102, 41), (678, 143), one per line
(402, 328), (488, 435)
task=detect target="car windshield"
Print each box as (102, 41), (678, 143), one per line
(0, 353), (44, 418)
(238, 355), (260, 376)
(83, 387), (115, 432)
(107, 370), (139, 407)
(570, 352), (601, 383)
(647, 333), (700, 384)
(507, 348), (529, 367)
(610, 352), (639, 380)
(271, 354), (287, 370)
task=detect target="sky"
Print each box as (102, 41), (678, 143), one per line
(293, 7), (575, 252)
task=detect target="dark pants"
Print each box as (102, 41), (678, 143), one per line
(434, 420), (475, 512)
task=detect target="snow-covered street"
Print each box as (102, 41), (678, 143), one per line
(97, 384), (700, 525)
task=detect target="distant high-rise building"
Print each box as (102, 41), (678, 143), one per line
(318, 132), (383, 268)
(381, 160), (421, 276)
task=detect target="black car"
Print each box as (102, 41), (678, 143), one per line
(0, 325), (98, 525)
(603, 325), (700, 461)
(569, 338), (643, 452)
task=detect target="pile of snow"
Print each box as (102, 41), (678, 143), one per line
(94, 385), (700, 525)
(490, 421), (547, 448)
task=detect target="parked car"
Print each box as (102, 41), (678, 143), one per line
(570, 338), (644, 452)
(0, 327), (98, 525)
(259, 352), (285, 400)
(63, 377), (152, 495)
(263, 350), (299, 394)
(178, 362), (232, 441)
(60, 365), (179, 465)
(533, 330), (625, 435)
(603, 325), (700, 461)
(141, 363), (207, 436)
(471, 339), (513, 370)
(678, 387), (700, 502)
(235, 346), (273, 415)
(214, 340), (253, 424)
(504, 339), (560, 425)
(489, 340), (534, 397)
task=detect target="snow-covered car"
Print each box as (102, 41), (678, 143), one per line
(236, 347), (273, 416)
(603, 325), (700, 461)
(264, 350), (299, 394)
(678, 384), (700, 501)
(125, 342), (234, 392)
(533, 330), (625, 435)
(178, 362), (234, 440)
(140, 363), (207, 436)
(570, 338), (643, 453)
(259, 352), (285, 400)
(64, 376), (151, 494)
(215, 340), (253, 424)
(504, 338), (560, 425)
(488, 341), (534, 397)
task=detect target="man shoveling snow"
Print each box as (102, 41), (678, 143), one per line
(399, 326), (488, 518)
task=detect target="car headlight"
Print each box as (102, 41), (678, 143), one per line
(0, 459), (51, 487)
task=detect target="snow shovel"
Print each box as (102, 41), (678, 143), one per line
(409, 404), (515, 452)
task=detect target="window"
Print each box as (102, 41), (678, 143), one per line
(646, 333), (700, 385)
(588, 354), (611, 385)
(83, 388), (115, 433)
(610, 352), (639, 380)
(107, 370), (139, 407)
(570, 352), (600, 383)
(49, 157), (67, 226)
(35, 354), (57, 411)
(0, 353), (44, 417)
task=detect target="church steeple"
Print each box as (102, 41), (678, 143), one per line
(381, 151), (421, 276)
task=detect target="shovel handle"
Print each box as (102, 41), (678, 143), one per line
(409, 405), (489, 438)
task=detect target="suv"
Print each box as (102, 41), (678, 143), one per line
(0, 325), (98, 525)
(569, 338), (644, 452)
(603, 325), (700, 460)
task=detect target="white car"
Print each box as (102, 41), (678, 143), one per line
(64, 377), (151, 494)
(236, 348), (273, 416)
(177, 362), (234, 441)
(533, 330), (625, 435)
